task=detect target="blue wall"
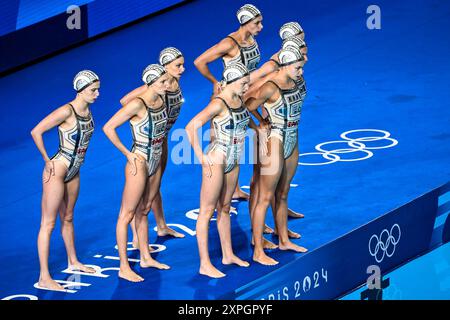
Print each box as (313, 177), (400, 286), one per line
(0, 0), (187, 74)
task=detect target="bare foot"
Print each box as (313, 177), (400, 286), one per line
(199, 264), (226, 278)
(132, 241), (156, 252)
(264, 224), (274, 234)
(263, 238), (278, 249)
(251, 237), (279, 250)
(38, 278), (65, 291)
(288, 208), (305, 218)
(69, 262), (95, 274)
(157, 227), (185, 238)
(279, 241), (308, 253)
(274, 229), (302, 239)
(140, 257), (170, 270)
(222, 255), (250, 267)
(232, 188), (250, 200)
(288, 229), (302, 239)
(253, 252), (279, 266)
(118, 269), (144, 282)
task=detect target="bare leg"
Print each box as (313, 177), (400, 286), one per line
(135, 164), (170, 270)
(37, 161), (68, 290)
(197, 151), (226, 278)
(286, 139), (304, 219)
(252, 137), (284, 265)
(116, 160), (147, 282)
(250, 166), (278, 248)
(153, 138), (184, 238)
(130, 218), (138, 249)
(272, 199), (302, 239)
(217, 165), (249, 267)
(249, 165), (259, 222)
(249, 135), (277, 249)
(59, 174), (95, 273)
(153, 191), (184, 238)
(249, 130), (259, 220)
(131, 138), (183, 249)
(266, 143), (302, 236)
(274, 146), (307, 253)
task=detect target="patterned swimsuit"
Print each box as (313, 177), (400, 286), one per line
(130, 97), (168, 176)
(51, 104), (94, 182)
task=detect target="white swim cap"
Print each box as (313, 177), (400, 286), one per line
(279, 22), (304, 40)
(237, 4), (261, 25)
(73, 70), (99, 92)
(278, 46), (304, 66)
(222, 62), (249, 84)
(159, 47), (183, 66)
(142, 64), (166, 85)
(282, 36), (307, 50)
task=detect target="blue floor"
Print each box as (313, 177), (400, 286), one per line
(0, 0), (449, 299)
(341, 241), (450, 300)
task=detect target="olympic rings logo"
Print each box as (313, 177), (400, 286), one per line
(298, 129), (398, 166)
(368, 224), (401, 263)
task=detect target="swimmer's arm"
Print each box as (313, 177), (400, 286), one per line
(249, 60), (277, 85)
(103, 100), (142, 157)
(245, 66), (278, 101)
(244, 75), (269, 102)
(194, 38), (235, 85)
(30, 105), (72, 162)
(246, 82), (276, 123)
(119, 85), (147, 106)
(185, 100), (223, 163)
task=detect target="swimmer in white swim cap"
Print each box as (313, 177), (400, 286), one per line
(246, 47), (308, 266)
(31, 70), (100, 290)
(186, 62), (252, 278)
(103, 64), (172, 282)
(195, 4), (264, 202)
(119, 49), (187, 246)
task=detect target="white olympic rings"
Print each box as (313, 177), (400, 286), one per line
(298, 129), (398, 166)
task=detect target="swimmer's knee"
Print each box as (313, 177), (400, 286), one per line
(141, 201), (153, 215)
(259, 193), (274, 206)
(218, 203), (231, 215)
(61, 210), (74, 224)
(40, 220), (56, 233)
(199, 205), (216, 219)
(119, 209), (135, 224)
(275, 189), (288, 202)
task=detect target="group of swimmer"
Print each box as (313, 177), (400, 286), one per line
(31, 4), (309, 289)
